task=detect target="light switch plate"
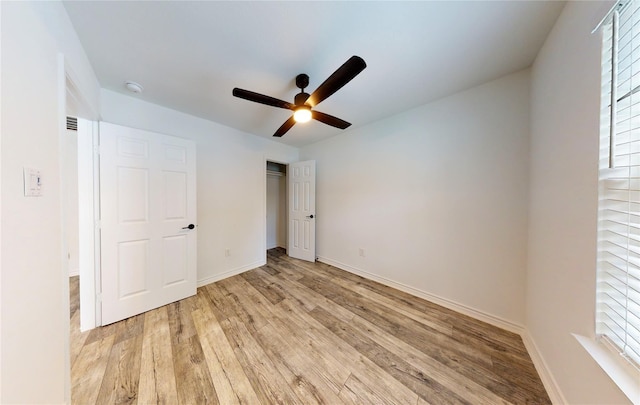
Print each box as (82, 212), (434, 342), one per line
(23, 167), (42, 197)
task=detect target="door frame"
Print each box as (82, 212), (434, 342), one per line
(77, 118), (101, 330)
(63, 58), (102, 334)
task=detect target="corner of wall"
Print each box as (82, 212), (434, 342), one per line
(521, 330), (568, 404)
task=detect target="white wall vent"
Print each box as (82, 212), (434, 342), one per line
(66, 116), (78, 131)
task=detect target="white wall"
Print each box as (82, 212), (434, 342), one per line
(527, 1), (630, 403)
(100, 90), (299, 285)
(300, 70), (531, 327)
(266, 173), (286, 249)
(0, 1), (100, 403)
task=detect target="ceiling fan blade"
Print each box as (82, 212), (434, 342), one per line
(273, 116), (296, 137)
(233, 88), (296, 110)
(312, 111), (351, 129)
(306, 56), (366, 107)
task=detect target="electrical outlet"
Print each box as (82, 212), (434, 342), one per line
(359, 248), (365, 257)
(225, 248), (231, 257)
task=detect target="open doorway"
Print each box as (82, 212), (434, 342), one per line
(64, 116), (80, 329)
(266, 161), (287, 254)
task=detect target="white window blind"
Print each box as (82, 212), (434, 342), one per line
(597, 0), (640, 370)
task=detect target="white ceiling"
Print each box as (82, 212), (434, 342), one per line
(63, 1), (565, 147)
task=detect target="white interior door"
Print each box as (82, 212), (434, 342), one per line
(100, 122), (197, 325)
(288, 160), (316, 262)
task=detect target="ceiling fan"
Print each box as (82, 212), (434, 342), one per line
(232, 55), (367, 137)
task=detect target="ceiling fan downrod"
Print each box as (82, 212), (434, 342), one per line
(295, 74), (310, 106)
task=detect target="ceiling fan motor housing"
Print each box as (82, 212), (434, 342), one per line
(295, 91), (310, 106)
(296, 74), (309, 90)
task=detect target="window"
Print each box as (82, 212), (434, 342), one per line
(596, 0), (640, 371)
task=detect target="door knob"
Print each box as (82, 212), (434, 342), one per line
(306, 215), (314, 219)
(182, 224), (195, 230)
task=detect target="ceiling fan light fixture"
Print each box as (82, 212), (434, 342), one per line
(293, 107), (312, 123)
(232, 56), (366, 137)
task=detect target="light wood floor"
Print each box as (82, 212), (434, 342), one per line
(71, 248), (550, 404)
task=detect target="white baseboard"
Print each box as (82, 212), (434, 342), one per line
(317, 255), (565, 404)
(197, 260), (265, 288)
(317, 256), (524, 334)
(522, 332), (567, 404)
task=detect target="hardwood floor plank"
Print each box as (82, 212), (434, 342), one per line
(209, 276), (303, 403)
(350, 315), (512, 405)
(309, 257), (528, 357)
(192, 298), (261, 405)
(490, 353), (551, 403)
(260, 263), (281, 276)
(84, 319), (123, 346)
(166, 301), (219, 405)
(256, 266), (357, 323)
(113, 313), (145, 345)
(339, 373), (415, 405)
(191, 309), (239, 404)
(171, 334), (219, 405)
(256, 301), (353, 394)
(71, 335), (115, 405)
(223, 276), (347, 401)
(220, 316), (303, 404)
(220, 276), (345, 403)
(330, 273), (454, 336)
(71, 248), (550, 405)
(256, 323), (344, 404)
(138, 306), (179, 405)
(257, 267), (318, 312)
(266, 249), (305, 280)
(206, 280), (268, 333)
(296, 273), (494, 367)
(240, 269), (286, 305)
(274, 298), (421, 404)
(309, 306), (471, 405)
(166, 298), (198, 344)
(95, 333), (144, 404)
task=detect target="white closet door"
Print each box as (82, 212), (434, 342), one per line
(288, 160), (316, 262)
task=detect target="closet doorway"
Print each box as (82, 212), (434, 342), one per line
(266, 161), (287, 252)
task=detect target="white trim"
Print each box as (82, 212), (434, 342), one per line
(197, 260), (265, 288)
(77, 118), (98, 331)
(68, 268), (79, 277)
(522, 332), (568, 405)
(316, 256), (524, 334)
